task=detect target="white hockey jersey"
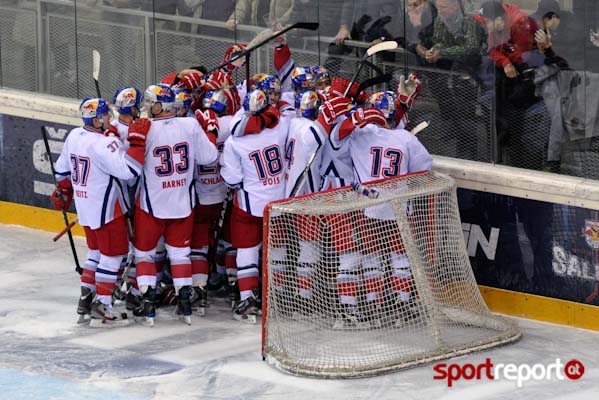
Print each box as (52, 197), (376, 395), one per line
(220, 118), (289, 217)
(285, 116), (327, 197)
(320, 116), (355, 190)
(55, 126), (142, 229)
(137, 116), (218, 219)
(340, 124), (433, 182)
(111, 118), (130, 146)
(194, 115), (232, 205)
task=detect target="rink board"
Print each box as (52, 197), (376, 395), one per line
(0, 88), (598, 329)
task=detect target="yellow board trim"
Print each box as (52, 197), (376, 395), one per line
(0, 201), (84, 237)
(1, 202), (598, 330)
(480, 285), (599, 331)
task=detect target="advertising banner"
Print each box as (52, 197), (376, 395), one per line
(0, 113), (75, 209)
(459, 188), (599, 306)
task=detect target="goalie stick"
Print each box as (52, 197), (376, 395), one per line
(343, 40), (398, 97)
(42, 125), (82, 275)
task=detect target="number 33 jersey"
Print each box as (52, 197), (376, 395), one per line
(138, 116), (218, 219)
(55, 126), (144, 229)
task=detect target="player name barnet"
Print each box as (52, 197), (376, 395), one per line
(162, 178), (187, 189)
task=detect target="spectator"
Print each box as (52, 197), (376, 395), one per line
(325, 0), (405, 76)
(225, 0), (293, 30)
(476, 0), (542, 164)
(405, 0), (437, 64)
(415, 0), (485, 161)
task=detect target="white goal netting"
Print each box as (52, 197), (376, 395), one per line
(261, 171), (521, 378)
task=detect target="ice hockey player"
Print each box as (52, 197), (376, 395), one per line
(330, 91), (432, 327)
(189, 89), (237, 315)
(51, 98), (151, 327)
(220, 89), (288, 323)
(172, 86), (193, 117)
(132, 84), (218, 326)
(108, 86), (144, 310)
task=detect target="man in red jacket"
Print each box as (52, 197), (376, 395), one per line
(477, 0), (538, 78)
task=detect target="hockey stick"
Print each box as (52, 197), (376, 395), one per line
(53, 217), (79, 242)
(206, 188), (232, 289)
(209, 22), (319, 74)
(352, 73), (392, 103)
(343, 41), (398, 97)
(42, 125), (82, 275)
(411, 121), (429, 135)
(92, 50), (101, 98)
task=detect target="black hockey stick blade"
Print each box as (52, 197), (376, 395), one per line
(210, 22), (319, 73)
(291, 22), (319, 31)
(353, 73), (392, 103)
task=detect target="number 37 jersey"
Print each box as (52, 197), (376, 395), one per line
(55, 126), (143, 230)
(138, 116), (218, 219)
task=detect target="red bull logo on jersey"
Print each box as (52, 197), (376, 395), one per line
(583, 220), (599, 249)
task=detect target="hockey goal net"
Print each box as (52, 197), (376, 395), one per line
(261, 171), (521, 377)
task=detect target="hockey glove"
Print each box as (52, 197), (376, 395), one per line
(195, 109), (219, 144)
(50, 180), (73, 211)
(221, 44), (247, 73)
(205, 70), (234, 91)
(232, 105), (280, 137)
(320, 96), (352, 125)
(397, 74), (421, 110)
(337, 107), (387, 140)
(127, 118), (151, 147)
(351, 107), (387, 128)
(103, 125), (119, 138)
(177, 71), (205, 92)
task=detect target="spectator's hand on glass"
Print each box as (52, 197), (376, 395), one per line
(591, 30), (599, 47)
(535, 29), (552, 52)
(335, 25), (351, 46)
(225, 19), (238, 31)
(503, 63), (518, 79)
(425, 48), (440, 63)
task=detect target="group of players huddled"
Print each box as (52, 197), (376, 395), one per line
(50, 39), (432, 328)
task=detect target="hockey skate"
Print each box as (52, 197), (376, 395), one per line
(233, 295), (259, 324)
(133, 287), (156, 327)
(89, 300), (129, 328)
(228, 281), (240, 310)
(76, 287), (93, 324)
(206, 271), (227, 292)
(125, 292), (142, 311)
(175, 286), (193, 325)
(190, 286), (207, 316)
(333, 304), (370, 330)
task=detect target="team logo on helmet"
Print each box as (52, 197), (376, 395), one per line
(172, 87), (192, 111)
(291, 67), (314, 90)
(113, 87), (142, 115)
(366, 92), (396, 122)
(295, 90), (321, 119)
(202, 89), (229, 115)
(243, 89), (269, 115)
(80, 98), (110, 125)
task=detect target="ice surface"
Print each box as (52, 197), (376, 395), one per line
(0, 224), (598, 399)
